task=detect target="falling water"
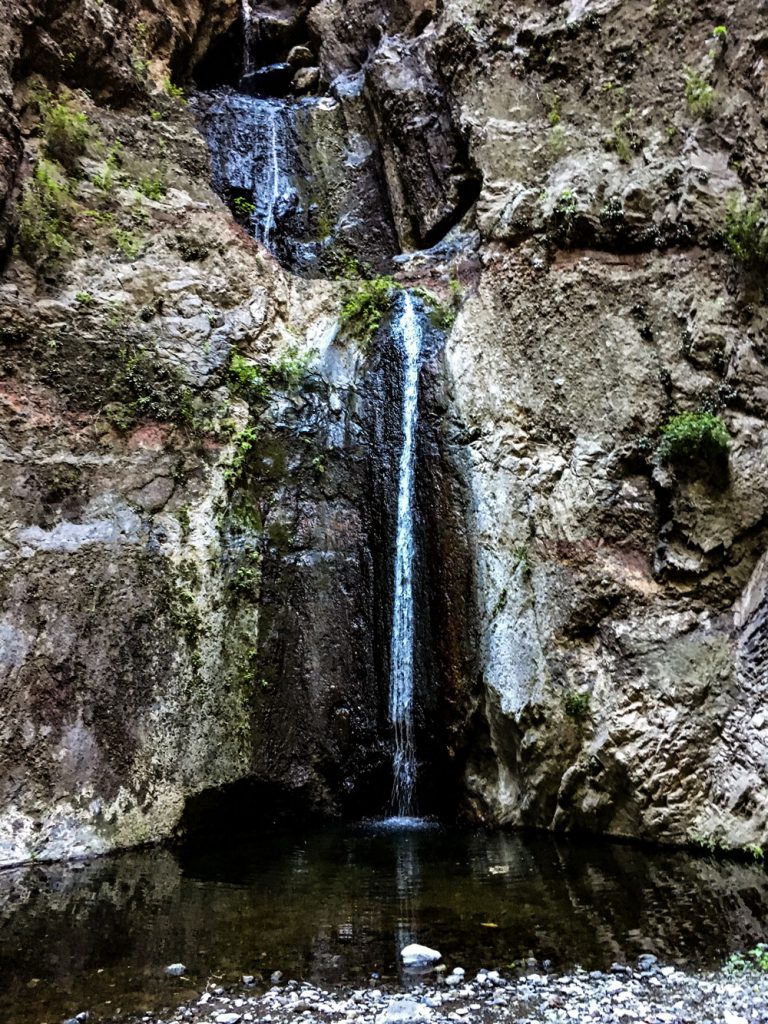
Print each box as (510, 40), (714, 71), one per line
(241, 0), (255, 76)
(262, 105), (281, 245)
(196, 93), (292, 248)
(389, 291), (423, 819)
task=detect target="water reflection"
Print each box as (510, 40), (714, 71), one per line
(1, 828), (767, 1023)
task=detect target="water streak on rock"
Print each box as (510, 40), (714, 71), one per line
(389, 291), (422, 817)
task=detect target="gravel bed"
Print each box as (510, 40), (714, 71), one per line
(93, 957), (768, 1024)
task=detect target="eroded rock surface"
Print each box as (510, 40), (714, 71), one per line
(0, 0), (766, 863)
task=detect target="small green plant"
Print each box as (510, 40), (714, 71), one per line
(112, 228), (142, 260)
(16, 160), (73, 269)
(512, 544), (531, 575)
(233, 196), (256, 218)
(658, 411), (730, 465)
(138, 175), (167, 200)
(229, 352), (268, 401)
(339, 276), (397, 348)
(725, 945), (768, 975)
(683, 67), (715, 117)
(312, 454), (326, 475)
(223, 424), (260, 483)
(610, 116), (634, 163)
(266, 345), (314, 389)
(40, 96), (90, 172)
(555, 188), (578, 218)
(547, 95), (561, 126)
(549, 123), (566, 157)
(745, 844), (764, 861)
(329, 249), (364, 281)
(413, 285), (459, 332)
(564, 691), (591, 720)
(133, 57), (149, 78)
(75, 291), (93, 305)
(600, 196), (624, 229)
(712, 25), (728, 40)
(231, 551), (261, 595)
(163, 76), (186, 102)
(723, 193), (768, 268)
(92, 141), (124, 193)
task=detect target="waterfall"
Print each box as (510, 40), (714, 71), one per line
(241, 0), (255, 77)
(389, 291), (423, 819)
(262, 104), (281, 246)
(196, 93), (292, 248)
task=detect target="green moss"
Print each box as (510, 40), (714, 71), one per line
(564, 691), (590, 720)
(107, 345), (195, 431)
(223, 424), (260, 484)
(339, 276), (397, 347)
(229, 346), (313, 405)
(658, 411), (730, 465)
(230, 551), (262, 597)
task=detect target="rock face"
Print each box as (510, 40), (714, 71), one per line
(0, 0), (766, 865)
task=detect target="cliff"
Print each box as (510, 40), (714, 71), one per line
(0, 0), (766, 864)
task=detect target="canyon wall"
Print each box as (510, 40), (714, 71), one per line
(0, 0), (766, 864)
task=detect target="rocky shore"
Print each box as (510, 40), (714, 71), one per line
(100, 957), (768, 1024)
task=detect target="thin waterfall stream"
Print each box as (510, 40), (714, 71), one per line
(388, 291), (423, 820)
(200, 0), (433, 821)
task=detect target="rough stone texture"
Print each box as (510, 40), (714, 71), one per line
(0, 0), (767, 865)
(444, 0), (768, 849)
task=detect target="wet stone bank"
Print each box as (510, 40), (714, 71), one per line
(103, 960), (768, 1024)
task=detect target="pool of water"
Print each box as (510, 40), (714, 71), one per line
(1, 824), (767, 1024)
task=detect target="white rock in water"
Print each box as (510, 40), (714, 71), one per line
(400, 943), (442, 967)
(165, 962), (187, 976)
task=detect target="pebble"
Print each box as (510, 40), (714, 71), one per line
(164, 963), (187, 977)
(102, 958), (768, 1024)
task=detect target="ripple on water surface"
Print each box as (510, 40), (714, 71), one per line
(1, 826), (768, 1024)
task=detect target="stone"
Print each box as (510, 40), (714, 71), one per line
(400, 944), (442, 967)
(377, 998), (432, 1023)
(165, 963), (187, 976)
(292, 67), (321, 94)
(287, 45), (314, 67)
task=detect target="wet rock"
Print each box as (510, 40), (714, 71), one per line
(292, 67), (320, 94)
(401, 944), (442, 967)
(166, 963), (188, 976)
(287, 46), (314, 67)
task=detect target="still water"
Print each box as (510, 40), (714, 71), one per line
(1, 825), (767, 1023)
